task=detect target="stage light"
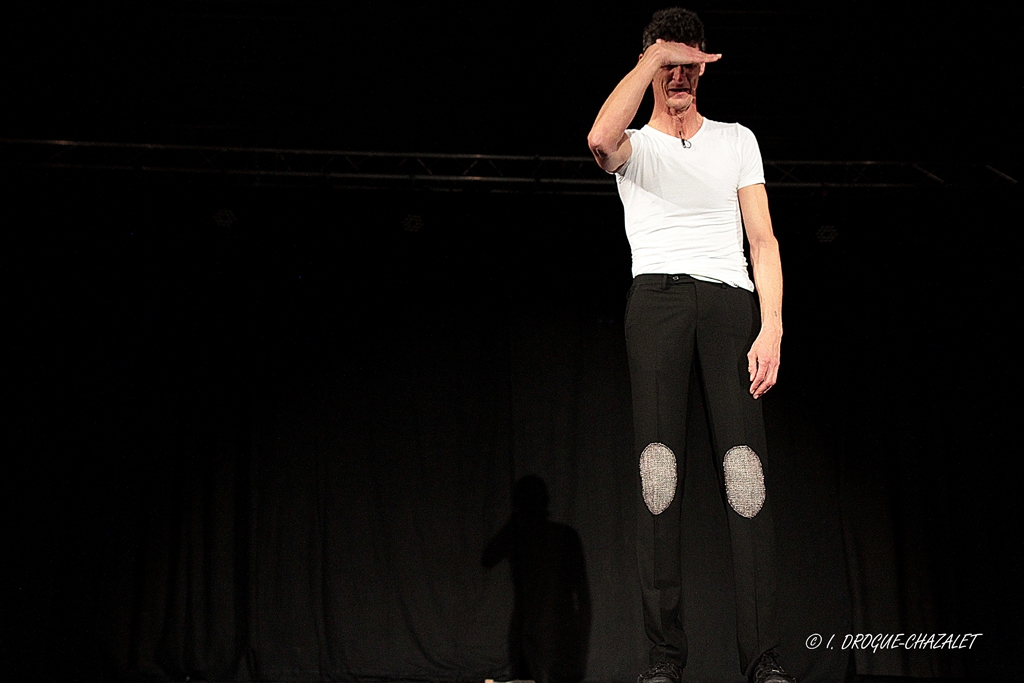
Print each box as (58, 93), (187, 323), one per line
(816, 225), (838, 243)
(214, 208), (236, 227)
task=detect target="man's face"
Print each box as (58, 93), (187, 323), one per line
(651, 43), (705, 112)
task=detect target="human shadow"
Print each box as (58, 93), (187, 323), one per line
(483, 475), (591, 683)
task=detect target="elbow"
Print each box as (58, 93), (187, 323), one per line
(587, 131), (620, 171)
(587, 132), (610, 160)
(748, 234), (779, 256)
(588, 123), (629, 171)
(587, 126), (619, 160)
(747, 237), (780, 267)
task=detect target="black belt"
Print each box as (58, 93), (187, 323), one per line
(633, 273), (697, 288)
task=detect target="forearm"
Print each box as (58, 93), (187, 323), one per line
(738, 183), (782, 335)
(750, 237), (783, 335)
(587, 54), (661, 159)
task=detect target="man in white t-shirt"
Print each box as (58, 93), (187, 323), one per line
(587, 8), (793, 683)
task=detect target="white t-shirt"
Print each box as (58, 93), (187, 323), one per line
(615, 120), (765, 291)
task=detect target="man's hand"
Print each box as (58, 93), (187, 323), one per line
(747, 328), (781, 400)
(648, 39), (721, 68)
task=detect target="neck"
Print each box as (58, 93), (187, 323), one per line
(649, 102), (703, 140)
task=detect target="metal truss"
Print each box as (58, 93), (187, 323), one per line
(764, 159), (1019, 190)
(2, 138), (1018, 193)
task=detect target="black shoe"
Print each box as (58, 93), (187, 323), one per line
(750, 650), (796, 683)
(638, 662), (681, 683)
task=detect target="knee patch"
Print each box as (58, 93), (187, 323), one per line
(723, 445), (766, 518)
(640, 442), (677, 515)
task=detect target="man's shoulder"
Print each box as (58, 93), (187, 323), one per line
(615, 126), (665, 176)
(701, 118), (757, 139)
(625, 125), (663, 143)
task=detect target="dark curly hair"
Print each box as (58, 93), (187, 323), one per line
(641, 7), (706, 52)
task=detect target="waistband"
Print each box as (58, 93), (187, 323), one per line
(633, 273), (730, 289)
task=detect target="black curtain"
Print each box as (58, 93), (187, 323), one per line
(5, 173), (1019, 682)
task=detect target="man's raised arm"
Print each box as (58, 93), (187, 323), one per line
(587, 41), (720, 173)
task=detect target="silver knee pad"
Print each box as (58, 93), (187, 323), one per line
(723, 445), (766, 518)
(640, 442), (677, 515)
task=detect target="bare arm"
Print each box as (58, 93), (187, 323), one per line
(587, 41), (720, 172)
(738, 183), (783, 399)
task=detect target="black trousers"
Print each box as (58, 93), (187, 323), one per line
(625, 274), (779, 678)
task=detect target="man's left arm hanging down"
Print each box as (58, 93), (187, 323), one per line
(739, 183), (782, 400)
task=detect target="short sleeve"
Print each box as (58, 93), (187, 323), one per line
(737, 125), (765, 189)
(613, 128), (643, 176)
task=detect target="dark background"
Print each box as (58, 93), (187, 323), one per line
(4, 2), (1021, 159)
(3, 3), (1022, 683)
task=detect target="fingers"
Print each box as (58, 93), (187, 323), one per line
(652, 39), (722, 63)
(747, 334), (781, 399)
(752, 369), (778, 398)
(748, 354), (779, 400)
(750, 362), (767, 398)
